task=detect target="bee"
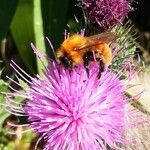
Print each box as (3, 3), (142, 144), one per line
(57, 32), (116, 77)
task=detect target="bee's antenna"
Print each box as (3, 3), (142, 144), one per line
(46, 37), (57, 61)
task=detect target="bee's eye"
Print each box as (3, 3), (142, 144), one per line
(59, 56), (72, 68)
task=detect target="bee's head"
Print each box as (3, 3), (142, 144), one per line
(59, 56), (72, 68)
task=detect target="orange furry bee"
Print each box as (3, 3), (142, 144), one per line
(57, 32), (116, 76)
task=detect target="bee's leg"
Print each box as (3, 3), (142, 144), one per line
(83, 52), (90, 76)
(83, 51), (94, 76)
(98, 59), (104, 79)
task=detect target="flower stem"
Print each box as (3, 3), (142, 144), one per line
(33, 0), (47, 75)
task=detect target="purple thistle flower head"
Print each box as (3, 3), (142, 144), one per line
(82, 0), (130, 30)
(6, 45), (144, 149)
(21, 60), (128, 149)
(6, 34), (143, 149)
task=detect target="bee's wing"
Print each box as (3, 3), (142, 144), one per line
(76, 32), (117, 51)
(87, 32), (117, 43)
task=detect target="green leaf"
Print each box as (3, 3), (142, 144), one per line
(11, 0), (36, 74)
(125, 92), (150, 115)
(0, 0), (19, 41)
(0, 80), (10, 131)
(33, 0), (47, 75)
(0, 129), (36, 150)
(41, 0), (70, 57)
(18, 78), (29, 91)
(1, 142), (15, 150)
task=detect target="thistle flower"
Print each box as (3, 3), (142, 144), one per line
(82, 0), (130, 30)
(5, 36), (142, 149)
(6, 56), (134, 150)
(25, 61), (128, 149)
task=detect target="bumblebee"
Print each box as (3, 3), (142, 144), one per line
(57, 32), (116, 77)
